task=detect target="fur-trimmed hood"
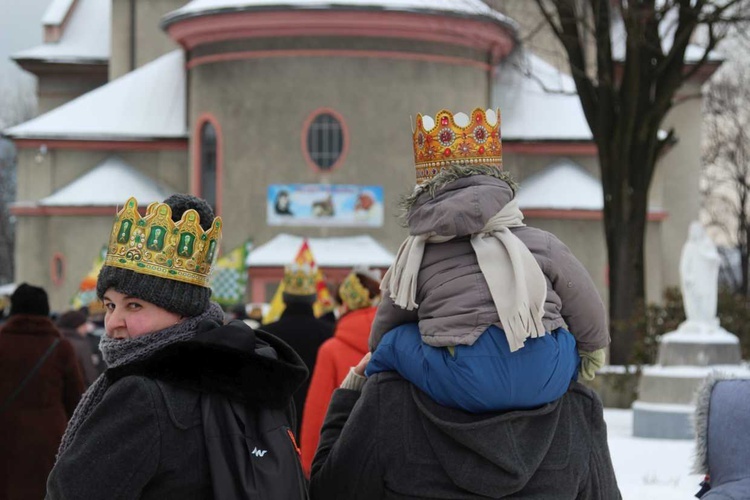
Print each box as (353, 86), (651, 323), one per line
(693, 372), (750, 496)
(107, 320), (309, 410)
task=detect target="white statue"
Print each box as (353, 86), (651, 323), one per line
(680, 221), (720, 326)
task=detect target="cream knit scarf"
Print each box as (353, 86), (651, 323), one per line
(382, 198), (546, 351)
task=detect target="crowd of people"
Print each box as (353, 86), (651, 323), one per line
(2, 107), (745, 499)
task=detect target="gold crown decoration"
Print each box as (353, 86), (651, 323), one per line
(104, 197), (223, 288)
(413, 108), (502, 185)
(282, 263), (318, 296)
(338, 272), (372, 311)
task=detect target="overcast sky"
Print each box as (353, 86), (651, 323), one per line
(0, 0), (51, 83)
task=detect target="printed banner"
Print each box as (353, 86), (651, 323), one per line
(267, 184), (383, 227)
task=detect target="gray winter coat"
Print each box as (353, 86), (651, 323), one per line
(693, 375), (750, 499)
(310, 373), (621, 499)
(370, 175), (609, 351)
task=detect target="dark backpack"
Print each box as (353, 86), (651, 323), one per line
(201, 390), (308, 500)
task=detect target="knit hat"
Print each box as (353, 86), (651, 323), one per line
(56, 310), (88, 330)
(96, 194), (216, 317)
(10, 283), (50, 317)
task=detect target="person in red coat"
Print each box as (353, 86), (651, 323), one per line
(0, 283), (84, 500)
(300, 267), (381, 475)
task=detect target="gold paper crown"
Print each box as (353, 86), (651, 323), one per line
(338, 272), (372, 311)
(104, 197), (223, 288)
(282, 263), (317, 296)
(413, 108), (502, 184)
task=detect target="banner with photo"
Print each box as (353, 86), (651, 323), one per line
(267, 184), (384, 227)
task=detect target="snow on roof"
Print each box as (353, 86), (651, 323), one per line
(494, 52), (592, 141)
(37, 156), (173, 206)
(516, 159), (602, 210)
(164, 0), (514, 26)
(5, 51), (186, 140)
(42, 0), (76, 26)
(247, 233), (395, 268)
(14, 0), (110, 64)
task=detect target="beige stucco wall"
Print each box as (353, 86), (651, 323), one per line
(110, 0), (183, 80)
(14, 149), (187, 203)
(13, 148), (188, 308)
(188, 37), (493, 254)
(14, 215), (116, 312)
(35, 71), (108, 115)
(652, 82), (704, 293)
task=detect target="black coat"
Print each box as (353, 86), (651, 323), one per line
(46, 321), (309, 500)
(311, 374), (621, 500)
(262, 303), (334, 436)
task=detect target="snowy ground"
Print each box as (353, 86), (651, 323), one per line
(605, 408), (703, 499)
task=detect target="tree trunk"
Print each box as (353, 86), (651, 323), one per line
(602, 154), (649, 366)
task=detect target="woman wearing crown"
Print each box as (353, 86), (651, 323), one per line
(309, 109), (619, 499)
(47, 194), (310, 500)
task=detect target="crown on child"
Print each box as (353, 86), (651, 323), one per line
(282, 263), (318, 296)
(413, 108), (502, 185)
(104, 197), (223, 288)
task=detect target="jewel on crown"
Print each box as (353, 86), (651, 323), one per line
(283, 262), (318, 296)
(413, 108), (502, 184)
(104, 197), (223, 288)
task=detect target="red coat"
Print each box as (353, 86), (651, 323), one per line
(0, 315), (84, 500)
(299, 306), (376, 475)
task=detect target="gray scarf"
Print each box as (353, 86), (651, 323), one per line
(382, 199), (546, 352)
(57, 302), (225, 457)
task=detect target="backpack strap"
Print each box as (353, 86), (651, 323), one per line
(0, 338), (61, 414)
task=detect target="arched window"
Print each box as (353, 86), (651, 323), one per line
(50, 252), (65, 286)
(304, 109), (348, 172)
(200, 121), (218, 210)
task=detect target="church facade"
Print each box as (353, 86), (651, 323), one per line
(4, 0), (716, 311)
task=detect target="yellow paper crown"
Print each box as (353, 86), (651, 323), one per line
(104, 197), (223, 288)
(338, 272), (372, 311)
(282, 263), (317, 296)
(413, 108), (502, 184)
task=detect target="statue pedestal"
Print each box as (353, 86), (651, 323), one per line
(632, 321), (748, 439)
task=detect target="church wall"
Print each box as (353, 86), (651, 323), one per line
(13, 147), (188, 308)
(654, 82), (704, 293)
(110, 0), (183, 80)
(15, 149), (187, 203)
(14, 215), (114, 313)
(188, 38), (492, 254)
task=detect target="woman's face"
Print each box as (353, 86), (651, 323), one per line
(102, 288), (183, 340)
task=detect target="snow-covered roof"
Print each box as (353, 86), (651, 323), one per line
(42, 0), (77, 25)
(163, 0), (514, 26)
(517, 160), (602, 210)
(495, 52), (592, 141)
(37, 156), (173, 206)
(247, 233), (395, 268)
(5, 51), (186, 141)
(13, 0), (110, 64)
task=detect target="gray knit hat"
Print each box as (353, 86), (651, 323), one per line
(96, 194), (215, 317)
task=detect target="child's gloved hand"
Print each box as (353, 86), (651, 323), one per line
(578, 348), (606, 381)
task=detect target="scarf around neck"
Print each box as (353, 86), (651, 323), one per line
(381, 198), (547, 352)
(57, 302), (225, 458)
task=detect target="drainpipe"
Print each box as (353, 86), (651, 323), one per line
(130, 0), (136, 71)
